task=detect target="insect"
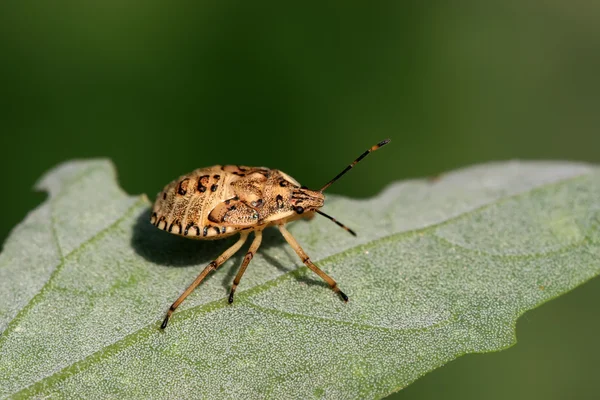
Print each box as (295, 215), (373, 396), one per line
(151, 139), (390, 329)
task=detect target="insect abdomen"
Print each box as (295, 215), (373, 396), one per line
(151, 166), (238, 239)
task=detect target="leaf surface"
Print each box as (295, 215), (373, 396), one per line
(1, 160), (599, 399)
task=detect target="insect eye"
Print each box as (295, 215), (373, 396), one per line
(294, 206), (304, 214)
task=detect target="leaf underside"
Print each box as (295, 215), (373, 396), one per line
(1, 160), (599, 399)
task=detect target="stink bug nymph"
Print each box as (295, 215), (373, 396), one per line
(152, 139), (391, 329)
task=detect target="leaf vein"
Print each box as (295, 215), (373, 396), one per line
(241, 300), (458, 333)
(0, 197), (147, 344)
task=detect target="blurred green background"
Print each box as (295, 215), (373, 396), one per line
(1, 1), (599, 398)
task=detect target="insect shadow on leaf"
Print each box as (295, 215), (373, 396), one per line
(131, 207), (286, 268)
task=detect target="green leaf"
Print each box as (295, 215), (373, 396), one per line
(1, 160), (599, 399)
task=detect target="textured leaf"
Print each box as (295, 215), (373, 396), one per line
(1, 160), (599, 399)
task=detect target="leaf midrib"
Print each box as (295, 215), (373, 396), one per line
(7, 170), (593, 398)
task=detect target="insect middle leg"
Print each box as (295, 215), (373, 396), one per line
(228, 230), (263, 304)
(161, 231), (249, 329)
(278, 224), (348, 302)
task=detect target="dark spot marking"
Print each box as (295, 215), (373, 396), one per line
(213, 174), (221, 180)
(208, 261), (217, 269)
(225, 199), (231, 205)
(232, 171), (245, 177)
(184, 222), (195, 236)
(168, 220), (181, 233)
(245, 252), (254, 261)
(162, 193), (167, 200)
(156, 216), (166, 227)
(237, 165), (248, 172)
(302, 257), (310, 263)
(221, 226), (227, 234)
(276, 194), (284, 209)
(198, 175), (209, 193)
(233, 196), (239, 201)
(177, 179), (189, 196)
(203, 226), (208, 237)
(213, 226), (221, 234)
(229, 205), (237, 211)
(211, 184), (218, 192)
(251, 199), (264, 208)
(279, 179), (288, 187)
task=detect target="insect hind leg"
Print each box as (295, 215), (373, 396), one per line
(161, 231), (249, 329)
(228, 230), (263, 304)
(278, 224), (348, 302)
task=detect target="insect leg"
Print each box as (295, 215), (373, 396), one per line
(278, 225), (348, 302)
(161, 232), (249, 329)
(228, 230), (263, 304)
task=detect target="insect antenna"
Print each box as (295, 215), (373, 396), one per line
(319, 139), (391, 192)
(316, 210), (357, 236)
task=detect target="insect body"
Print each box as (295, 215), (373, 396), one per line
(152, 139), (390, 329)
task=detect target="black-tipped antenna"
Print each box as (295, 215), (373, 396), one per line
(319, 139), (391, 192)
(316, 210), (357, 236)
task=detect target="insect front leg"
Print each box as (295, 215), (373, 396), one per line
(228, 230), (263, 304)
(161, 232), (249, 329)
(278, 225), (348, 302)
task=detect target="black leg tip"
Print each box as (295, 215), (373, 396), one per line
(339, 291), (349, 302)
(228, 292), (234, 304)
(160, 316), (169, 330)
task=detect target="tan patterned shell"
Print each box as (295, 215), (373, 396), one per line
(150, 164), (307, 240)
